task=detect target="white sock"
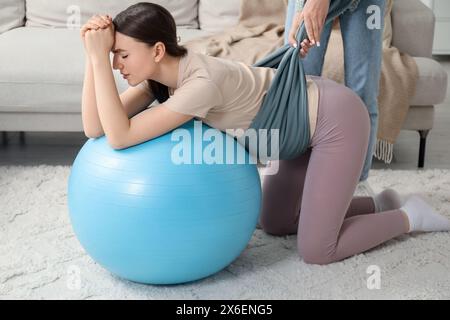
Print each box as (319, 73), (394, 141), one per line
(401, 195), (450, 233)
(372, 189), (405, 213)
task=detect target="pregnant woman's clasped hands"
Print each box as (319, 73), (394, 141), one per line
(81, 14), (115, 61)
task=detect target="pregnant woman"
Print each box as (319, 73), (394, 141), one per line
(81, 3), (450, 265)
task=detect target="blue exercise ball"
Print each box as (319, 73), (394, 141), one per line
(68, 121), (261, 285)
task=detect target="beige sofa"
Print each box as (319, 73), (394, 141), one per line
(0, 0), (447, 168)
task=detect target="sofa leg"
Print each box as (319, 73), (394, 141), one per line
(19, 131), (26, 146)
(2, 131), (8, 146)
(418, 130), (430, 169)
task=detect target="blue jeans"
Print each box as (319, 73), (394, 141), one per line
(285, 0), (386, 182)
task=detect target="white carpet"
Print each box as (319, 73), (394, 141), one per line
(0, 166), (449, 300)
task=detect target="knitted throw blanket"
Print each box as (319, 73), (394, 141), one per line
(185, 0), (288, 65)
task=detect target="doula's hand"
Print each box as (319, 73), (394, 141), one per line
(298, 39), (314, 58)
(288, 12), (316, 58)
(288, 0), (330, 57)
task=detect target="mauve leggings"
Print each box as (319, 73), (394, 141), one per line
(259, 76), (408, 265)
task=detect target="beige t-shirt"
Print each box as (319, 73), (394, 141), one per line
(139, 50), (319, 140)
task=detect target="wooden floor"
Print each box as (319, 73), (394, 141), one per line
(1, 56), (449, 169)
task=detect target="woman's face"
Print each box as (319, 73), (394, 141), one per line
(112, 32), (157, 86)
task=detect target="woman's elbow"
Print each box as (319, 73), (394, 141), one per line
(111, 144), (126, 151)
(84, 130), (104, 140)
(86, 131), (125, 150)
(108, 138), (127, 151)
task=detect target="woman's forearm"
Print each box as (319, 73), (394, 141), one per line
(91, 53), (130, 148)
(81, 54), (104, 137)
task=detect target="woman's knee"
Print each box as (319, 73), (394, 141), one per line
(297, 236), (337, 265)
(259, 218), (298, 237)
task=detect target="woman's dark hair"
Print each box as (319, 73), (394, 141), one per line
(113, 2), (187, 103)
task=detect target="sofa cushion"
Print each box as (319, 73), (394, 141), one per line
(0, 27), (212, 113)
(402, 106), (435, 131)
(392, 0), (435, 58)
(411, 57), (448, 106)
(25, 0), (199, 29)
(198, 0), (240, 33)
(0, 0), (25, 34)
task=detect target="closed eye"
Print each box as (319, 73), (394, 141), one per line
(122, 55), (128, 59)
